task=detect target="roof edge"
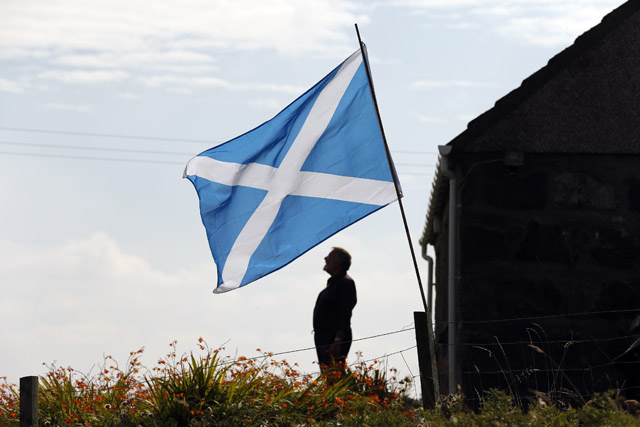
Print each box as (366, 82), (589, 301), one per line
(448, 0), (640, 151)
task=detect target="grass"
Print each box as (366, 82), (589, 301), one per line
(1, 339), (639, 426)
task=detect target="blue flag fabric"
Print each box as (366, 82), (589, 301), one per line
(184, 48), (397, 293)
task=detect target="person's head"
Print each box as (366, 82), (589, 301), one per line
(323, 247), (351, 277)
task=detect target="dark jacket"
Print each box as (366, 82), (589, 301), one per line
(313, 273), (357, 334)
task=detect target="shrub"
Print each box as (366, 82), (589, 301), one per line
(2, 341), (640, 426)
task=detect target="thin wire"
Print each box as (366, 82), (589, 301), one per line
(62, 342), (421, 400)
(55, 332), (638, 398)
(0, 140), (434, 167)
(0, 126), (439, 155)
(0, 140), (195, 156)
(442, 359), (640, 376)
(395, 172), (434, 176)
(399, 350), (415, 379)
(0, 125), (219, 144)
(216, 326), (416, 367)
(399, 349), (419, 398)
(67, 329), (419, 393)
(436, 307), (640, 326)
(355, 345), (418, 366)
(0, 150), (185, 165)
(394, 162), (436, 167)
(392, 150), (437, 155)
(0, 149), (435, 173)
(290, 344), (419, 380)
(453, 334), (639, 347)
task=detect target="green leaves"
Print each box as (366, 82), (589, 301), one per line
(4, 340), (638, 426)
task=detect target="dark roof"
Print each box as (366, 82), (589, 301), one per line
(420, 0), (640, 247)
(449, 0), (640, 152)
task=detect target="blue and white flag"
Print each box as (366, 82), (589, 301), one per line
(184, 48), (397, 293)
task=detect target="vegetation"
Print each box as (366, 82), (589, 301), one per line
(1, 339), (639, 426)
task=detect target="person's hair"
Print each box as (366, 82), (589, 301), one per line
(332, 247), (351, 271)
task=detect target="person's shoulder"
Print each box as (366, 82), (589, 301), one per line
(332, 273), (355, 287)
(343, 274), (355, 286)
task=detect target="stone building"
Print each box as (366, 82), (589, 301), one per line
(420, 0), (640, 401)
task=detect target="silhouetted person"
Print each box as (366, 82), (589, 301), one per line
(313, 247), (357, 371)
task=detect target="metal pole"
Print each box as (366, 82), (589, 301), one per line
(354, 23), (429, 314)
(439, 145), (458, 394)
(355, 24), (439, 403)
(448, 176), (457, 394)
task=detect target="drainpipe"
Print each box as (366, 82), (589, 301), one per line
(420, 245), (434, 330)
(439, 145), (457, 395)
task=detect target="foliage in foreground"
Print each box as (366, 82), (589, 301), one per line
(1, 340), (640, 426)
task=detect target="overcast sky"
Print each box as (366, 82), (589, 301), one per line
(0, 0), (624, 394)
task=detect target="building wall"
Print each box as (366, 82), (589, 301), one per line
(449, 151), (640, 400)
(427, 3), (640, 400)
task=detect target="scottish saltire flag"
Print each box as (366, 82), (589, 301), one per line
(184, 47), (397, 293)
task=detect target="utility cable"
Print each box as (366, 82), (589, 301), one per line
(0, 126), (439, 155)
(0, 126), (217, 144)
(0, 139), (436, 167)
(451, 334), (640, 348)
(0, 140), (194, 156)
(436, 307), (640, 326)
(0, 149), (435, 174)
(0, 150), (185, 165)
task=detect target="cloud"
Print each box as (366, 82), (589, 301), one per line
(138, 74), (305, 94)
(0, 233), (212, 380)
(248, 98), (284, 110)
(412, 80), (494, 90)
(0, 48), (50, 60)
(396, 0), (623, 47)
(417, 114), (445, 123)
(0, 233), (177, 305)
(0, 0), (362, 59)
(497, 5), (620, 46)
(117, 92), (141, 100)
(0, 77), (25, 93)
(55, 51), (218, 70)
(0, 0), (367, 92)
(138, 75), (229, 88)
(38, 70), (129, 84)
(46, 103), (92, 112)
(457, 113), (478, 123)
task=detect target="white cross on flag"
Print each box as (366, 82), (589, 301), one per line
(184, 47), (398, 293)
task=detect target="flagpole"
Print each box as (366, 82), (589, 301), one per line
(354, 24), (429, 314)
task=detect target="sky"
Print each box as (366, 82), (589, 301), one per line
(0, 0), (625, 396)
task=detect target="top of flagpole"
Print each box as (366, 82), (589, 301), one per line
(353, 23), (430, 314)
